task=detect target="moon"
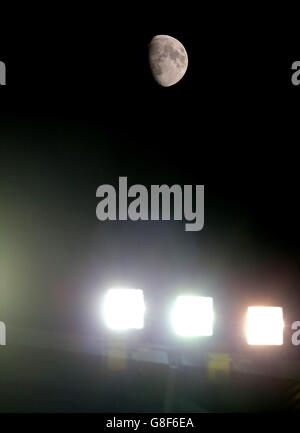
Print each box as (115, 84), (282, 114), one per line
(149, 35), (188, 87)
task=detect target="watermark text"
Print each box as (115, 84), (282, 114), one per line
(96, 178), (204, 232)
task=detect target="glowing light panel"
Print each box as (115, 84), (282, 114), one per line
(103, 288), (145, 330)
(246, 306), (284, 346)
(172, 296), (214, 337)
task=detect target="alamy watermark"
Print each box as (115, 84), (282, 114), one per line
(291, 61), (300, 86)
(96, 178), (204, 231)
(0, 321), (6, 346)
(0, 60), (6, 85)
(292, 321), (300, 346)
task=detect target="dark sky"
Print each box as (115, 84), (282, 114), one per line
(1, 11), (300, 324)
(0, 8), (300, 411)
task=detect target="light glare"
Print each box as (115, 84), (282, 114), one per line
(246, 306), (284, 346)
(172, 296), (214, 337)
(103, 288), (145, 330)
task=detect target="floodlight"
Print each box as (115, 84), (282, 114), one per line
(171, 296), (214, 337)
(246, 306), (284, 346)
(103, 288), (145, 330)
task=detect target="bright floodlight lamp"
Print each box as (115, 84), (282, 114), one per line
(172, 296), (214, 337)
(246, 306), (284, 346)
(103, 288), (145, 330)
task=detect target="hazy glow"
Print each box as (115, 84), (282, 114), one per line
(246, 306), (284, 346)
(172, 296), (214, 337)
(103, 288), (145, 330)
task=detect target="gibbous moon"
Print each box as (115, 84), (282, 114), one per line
(149, 35), (188, 87)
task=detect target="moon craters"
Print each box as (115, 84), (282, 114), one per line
(149, 35), (188, 87)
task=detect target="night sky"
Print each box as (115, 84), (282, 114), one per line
(0, 9), (300, 412)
